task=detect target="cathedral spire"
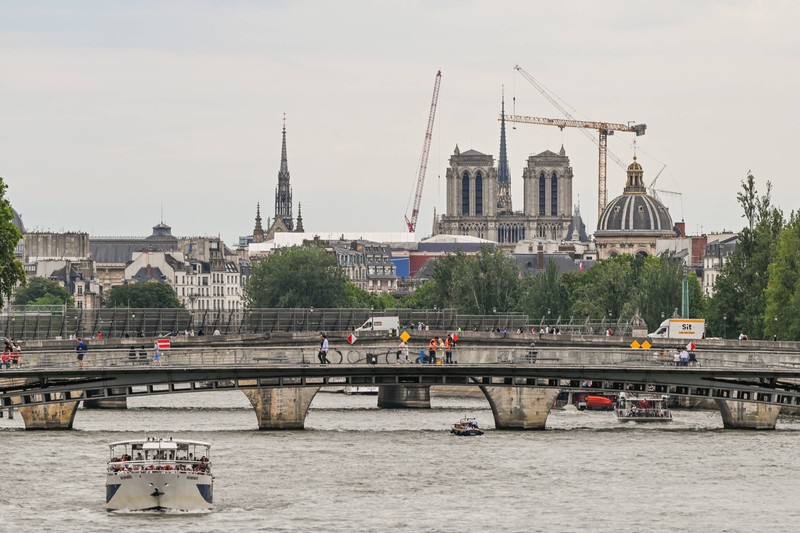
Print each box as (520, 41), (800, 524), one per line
(498, 87), (510, 186)
(274, 114), (294, 231)
(497, 87), (513, 214)
(253, 203), (265, 243)
(295, 203), (304, 233)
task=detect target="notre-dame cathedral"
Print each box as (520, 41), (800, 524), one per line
(435, 99), (584, 244)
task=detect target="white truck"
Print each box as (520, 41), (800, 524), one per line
(355, 316), (400, 334)
(647, 318), (705, 340)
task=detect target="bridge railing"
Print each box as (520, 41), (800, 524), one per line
(5, 344), (795, 371)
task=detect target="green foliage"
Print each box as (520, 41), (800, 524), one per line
(344, 284), (397, 309)
(397, 281), (439, 309)
(0, 177), (26, 310)
(568, 254), (705, 330)
(428, 246), (521, 314)
(517, 259), (571, 321)
(13, 276), (73, 307)
(709, 175), (783, 339)
(103, 282), (183, 308)
(764, 210), (800, 340)
(244, 246), (350, 308)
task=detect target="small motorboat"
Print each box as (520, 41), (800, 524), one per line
(450, 416), (484, 436)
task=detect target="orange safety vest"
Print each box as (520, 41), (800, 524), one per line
(445, 337), (452, 350)
(428, 338), (438, 350)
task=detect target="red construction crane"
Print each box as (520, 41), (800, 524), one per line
(405, 70), (442, 233)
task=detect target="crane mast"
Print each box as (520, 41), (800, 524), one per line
(513, 65), (645, 216)
(405, 70), (442, 233)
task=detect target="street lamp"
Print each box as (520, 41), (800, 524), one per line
(723, 314), (727, 338)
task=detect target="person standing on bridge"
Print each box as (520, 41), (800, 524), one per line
(318, 333), (331, 365)
(428, 336), (439, 365)
(444, 334), (454, 364)
(152, 341), (162, 365)
(75, 337), (88, 368)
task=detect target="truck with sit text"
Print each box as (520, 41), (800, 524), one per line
(647, 318), (705, 340)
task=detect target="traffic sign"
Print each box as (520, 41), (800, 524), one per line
(399, 331), (411, 343)
(346, 333), (357, 344)
(630, 340), (641, 349)
(156, 338), (171, 350)
(686, 341), (696, 351)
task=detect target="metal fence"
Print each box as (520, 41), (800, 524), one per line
(0, 307), (637, 341)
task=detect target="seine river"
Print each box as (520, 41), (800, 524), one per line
(1, 391), (798, 532)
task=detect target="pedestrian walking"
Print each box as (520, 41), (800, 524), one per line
(152, 342), (161, 365)
(76, 337), (88, 367)
(396, 340), (409, 363)
(318, 333), (331, 364)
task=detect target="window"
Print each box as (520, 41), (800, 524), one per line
(475, 171), (483, 215)
(539, 171), (546, 215)
(551, 171), (558, 215)
(461, 171), (470, 215)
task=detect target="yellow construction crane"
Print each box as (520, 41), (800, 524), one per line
(502, 114), (646, 216)
(512, 65), (646, 216)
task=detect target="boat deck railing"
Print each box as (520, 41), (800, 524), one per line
(107, 459), (211, 474)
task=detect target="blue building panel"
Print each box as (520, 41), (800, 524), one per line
(391, 257), (410, 279)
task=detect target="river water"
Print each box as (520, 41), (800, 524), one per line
(1, 391), (798, 532)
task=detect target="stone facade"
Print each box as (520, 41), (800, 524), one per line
(437, 145), (574, 244)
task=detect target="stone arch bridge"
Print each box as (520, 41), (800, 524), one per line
(2, 350), (799, 431)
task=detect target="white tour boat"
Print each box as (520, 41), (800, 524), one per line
(106, 437), (214, 512)
(615, 392), (673, 422)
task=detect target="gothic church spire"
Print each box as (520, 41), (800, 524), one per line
(497, 88), (513, 214)
(274, 114), (294, 231)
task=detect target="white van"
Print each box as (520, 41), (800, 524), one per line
(355, 316), (400, 333)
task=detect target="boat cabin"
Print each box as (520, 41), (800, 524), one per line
(108, 438), (211, 473)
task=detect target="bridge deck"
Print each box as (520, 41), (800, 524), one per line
(2, 364), (800, 408)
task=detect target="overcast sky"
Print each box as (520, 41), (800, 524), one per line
(2, 1), (798, 245)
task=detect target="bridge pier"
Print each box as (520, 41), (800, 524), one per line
(15, 392), (83, 430)
(242, 387), (320, 430)
(480, 386), (558, 430)
(715, 400), (780, 430)
(377, 385), (431, 409)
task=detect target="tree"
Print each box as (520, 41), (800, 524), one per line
(0, 177), (26, 311)
(709, 174), (783, 339)
(244, 246), (350, 308)
(428, 246), (521, 314)
(568, 254), (704, 330)
(517, 259), (571, 321)
(103, 282), (183, 308)
(13, 276), (73, 307)
(764, 210), (800, 340)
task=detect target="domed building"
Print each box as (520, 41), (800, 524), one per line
(594, 155), (676, 259)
